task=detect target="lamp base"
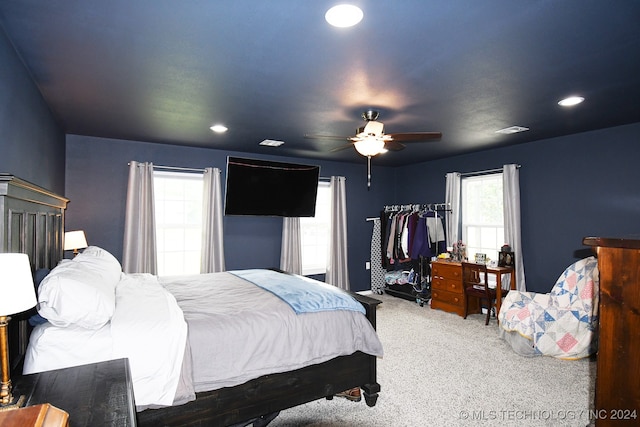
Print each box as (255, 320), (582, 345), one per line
(0, 394), (26, 411)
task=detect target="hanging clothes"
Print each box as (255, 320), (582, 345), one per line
(369, 218), (385, 294)
(424, 211), (446, 255)
(410, 216), (431, 259)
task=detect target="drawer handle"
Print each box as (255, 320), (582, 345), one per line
(454, 297), (459, 303)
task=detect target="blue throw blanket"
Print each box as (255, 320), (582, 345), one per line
(229, 269), (365, 315)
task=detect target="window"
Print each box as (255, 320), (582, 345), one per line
(300, 181), (331, 275)
(154, 171), (203, 276)
(461, 173), (504, 262)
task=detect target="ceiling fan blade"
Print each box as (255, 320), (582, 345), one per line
(330, 143), (356, 153)
(387, 132), (442, 142)
(304, 134), (351, 141)
(384, 140), (405, 151)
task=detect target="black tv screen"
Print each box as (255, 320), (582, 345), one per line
(224, 157), (320, 217)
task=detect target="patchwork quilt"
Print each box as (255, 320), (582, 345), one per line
(498, 256), (599, 359)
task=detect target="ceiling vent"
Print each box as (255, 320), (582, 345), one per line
(259, 139), (285, 147)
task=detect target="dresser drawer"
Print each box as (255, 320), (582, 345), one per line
(432, 262), (462, 281)
(432, 277), (464, 294)
(431, 289), (463, 306)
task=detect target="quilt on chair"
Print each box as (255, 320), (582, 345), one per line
(498, 256), (599, 359)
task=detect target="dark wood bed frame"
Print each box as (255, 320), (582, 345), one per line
(1, 174), (68, 374)
(2, 173), (382, 427)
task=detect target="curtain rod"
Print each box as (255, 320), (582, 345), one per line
(130, 163), (332, 177)
(448, 164), (521, 178)
(127, 162), (206, 173)
(153, 164), (206, 173)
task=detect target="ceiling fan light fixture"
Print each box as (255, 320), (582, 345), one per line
(354, 137), (385, 157)
(325, 4), (363, 28)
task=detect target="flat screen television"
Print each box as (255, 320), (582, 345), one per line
(224, 156), (320, 217)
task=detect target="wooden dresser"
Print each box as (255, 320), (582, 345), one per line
(583, 236), (640, 426)
(431, 260), (477, 316)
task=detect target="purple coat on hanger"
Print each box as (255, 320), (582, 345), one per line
(410, 216), (431, 259)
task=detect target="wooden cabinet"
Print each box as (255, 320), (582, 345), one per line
(12, 358), (137, 427)
(0, 403), (69, 426)
(583, 237), (640, 426)
(431, 260), (477, 316)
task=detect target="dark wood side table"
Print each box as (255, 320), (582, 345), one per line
(12, 358), (136, 427)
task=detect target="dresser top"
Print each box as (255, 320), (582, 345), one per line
(583, 236), (640, 250)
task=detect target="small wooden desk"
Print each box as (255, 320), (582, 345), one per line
(487, 264), (516, 316)
(430, 259), (515, 319)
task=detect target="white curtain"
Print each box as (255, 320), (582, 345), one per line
(326, 176), (350, 290)
(201, 167), (225, 273)
(503, 164), (526, 291)
(445, 172), (461, 248)
(122, 161), (157, 274)
(280, 217), (302, 274)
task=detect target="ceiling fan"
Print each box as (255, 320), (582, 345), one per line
(305, 110), (442, 188)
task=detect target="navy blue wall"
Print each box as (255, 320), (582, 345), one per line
(395, 123), (640, 292)
(65, 123), (640, 294)
(65, 135), (396, 291)
(0, 25), (65, 194)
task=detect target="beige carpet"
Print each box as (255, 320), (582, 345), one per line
(270, 292), (596, 427)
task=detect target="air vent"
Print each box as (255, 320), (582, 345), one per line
(259, 139), (285, 147)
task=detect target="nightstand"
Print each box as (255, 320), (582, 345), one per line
(12, 358), (136, 426)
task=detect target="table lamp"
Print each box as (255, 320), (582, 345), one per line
(0, 253), (36, 408)
(63, 230), (88, 256)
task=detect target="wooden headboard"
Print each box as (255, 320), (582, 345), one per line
(0, 174), (68, 373)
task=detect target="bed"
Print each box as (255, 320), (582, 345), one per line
(3, 175), (383, 427)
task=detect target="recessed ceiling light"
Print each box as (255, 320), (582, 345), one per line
(558, 96), (585, 107)
(325, 4), (364, 28)
(259, 139), (285, 147)
(210, 124), (228, 133)
(496, 126), (530, 135)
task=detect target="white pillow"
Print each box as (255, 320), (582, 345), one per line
(73, 245), (123, 285)
(37, 247), (122, 329)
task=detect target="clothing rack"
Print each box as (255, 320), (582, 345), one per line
(366, 203), (450, 221)
(369, 202), (452, 306)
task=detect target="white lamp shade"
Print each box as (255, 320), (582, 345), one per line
(0, 253), (37, 316)
(64, 230), (88, 251)
(354, 137), (386, 157)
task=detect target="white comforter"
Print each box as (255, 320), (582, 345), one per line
(24, 271), (383, 410)
(25, 273), (188, 409)
(160, 272), (383, 392)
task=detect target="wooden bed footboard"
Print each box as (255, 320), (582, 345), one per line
(137, 292), (382, 427)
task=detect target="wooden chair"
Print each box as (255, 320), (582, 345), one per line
(462, 261), (499, 325)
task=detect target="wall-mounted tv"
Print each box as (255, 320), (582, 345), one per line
(224, 156), (320, 217)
